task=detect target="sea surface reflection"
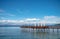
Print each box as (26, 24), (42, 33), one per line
(0, 27), (60, 39)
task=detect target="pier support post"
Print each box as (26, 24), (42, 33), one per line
(44, 28), (45, 32)
(57, 28), (58, 33)
(53, 28), (54, 32)
(33, 28), (34, 30)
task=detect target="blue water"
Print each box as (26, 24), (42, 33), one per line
(0, 27), (60, 39)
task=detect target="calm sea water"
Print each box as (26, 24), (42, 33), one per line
(0, 27), (60, 39)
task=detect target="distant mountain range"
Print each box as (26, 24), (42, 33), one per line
(0, 24), (60, 27)
(54, 24), (60, 26)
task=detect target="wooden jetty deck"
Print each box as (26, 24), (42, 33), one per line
(20, 26), (49, 29)
(20, 26), (60, 29)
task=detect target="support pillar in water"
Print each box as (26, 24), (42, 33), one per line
(53, 28), (54, 32)
(43, 28), (45, 32)
(33, 28), (34, 31)
(57, 28), (58, 33)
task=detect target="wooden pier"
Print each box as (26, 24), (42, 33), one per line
(20, 26), (60, 29)
(20, 25), (60, 32)
(20, 26), (49, 29)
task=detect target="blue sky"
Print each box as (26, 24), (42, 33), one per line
(0, 0), (60, 19)
(0, 0), (60, 24)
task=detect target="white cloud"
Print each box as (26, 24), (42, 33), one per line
(25, 18), (40, 21)
(7, 13), (15, 16)
(0, 16), (60, 25)
(17, 9), (23, 13)
(0, 20), (25, 25)
(0, 9), (15, 17)
(0, 9), (5, 13)
(0, 17), (4, 19)
(0, 20), (6, 22)
(43, 16), (60, 24)
(2, 13), (15, 16)
(44, 16), (56, 20)
(17, 9), (30, 14)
